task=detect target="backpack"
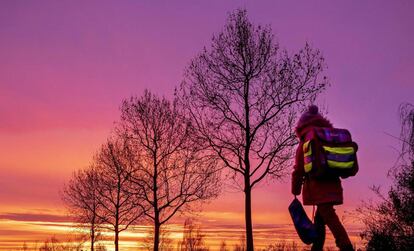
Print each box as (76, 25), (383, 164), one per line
(302, 127), (359, 179)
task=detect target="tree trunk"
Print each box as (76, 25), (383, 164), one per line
(153, 150), (160, 251)
(244, 184), (254, 251)
(244, 77), (253, 250)
(115, 173), (121, 251)
(91, 227), (95, 251)
(91, 214), (95, 251)
(115, 226), (119, 251)
(154, 220), (161, 251)
(90, 227), (95, 251)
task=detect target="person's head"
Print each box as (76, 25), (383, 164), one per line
(295, 105), (332, 138)
(298, 105), (320, 126)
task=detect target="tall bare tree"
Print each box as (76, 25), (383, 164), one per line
(94, 138), (144, 251)
(118, 90), (221, 251)
(178, 9), (328, 250)
(62, 168), (101, 251)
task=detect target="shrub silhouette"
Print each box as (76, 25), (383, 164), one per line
(359, 103), (414, 251)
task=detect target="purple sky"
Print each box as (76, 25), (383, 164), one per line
(0, 0), (413, 244)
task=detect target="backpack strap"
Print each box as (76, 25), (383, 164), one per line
(312, 205), (315, 222)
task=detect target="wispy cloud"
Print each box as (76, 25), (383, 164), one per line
(0, 212), (70, 222)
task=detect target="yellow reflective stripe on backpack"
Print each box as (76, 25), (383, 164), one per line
(323, 146), (354, 155)
(304, 162), (312, 173)
(303, 140), (312, 172)
(323, 145), (355, 169)
(303, 140), (312, 157)
(327, 160), (355, 169)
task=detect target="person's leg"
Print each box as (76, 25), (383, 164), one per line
(317, 204), (354, 251)
(311, 207), (325, 251)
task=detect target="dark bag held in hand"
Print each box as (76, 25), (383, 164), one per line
(288, 197), (318, 244)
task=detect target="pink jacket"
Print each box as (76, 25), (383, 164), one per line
(291, 114), (343, 205)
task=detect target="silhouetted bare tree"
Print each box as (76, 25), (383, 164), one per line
(62, 168), (102, 251)
(118, 90), (221, 251)
(178, 9), (328, 250)
(265, 240), (300, 251)
(94, 138), (145, 251)
(24, 235), (98, 251)
(21, 242), (28, 251)
(399, 103), (414, 158)
(219, 241), (229, 251)
(233, 234), (246, 251)
(358, 103), (414, 251)
(141, 225), (173, 251)
(178, 218), (209, 251)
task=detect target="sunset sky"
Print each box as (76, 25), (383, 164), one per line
(1, 0), (413, 250)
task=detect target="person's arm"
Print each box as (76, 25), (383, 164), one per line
(291, 142), (305, 195)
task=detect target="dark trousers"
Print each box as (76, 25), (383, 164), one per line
(311, 204), (354, 251)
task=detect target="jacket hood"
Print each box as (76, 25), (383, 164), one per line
(295, 114), (333, 137)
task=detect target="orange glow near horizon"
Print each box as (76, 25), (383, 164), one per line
(0, 202), (365, 250)
(0, 215), (363, 251)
